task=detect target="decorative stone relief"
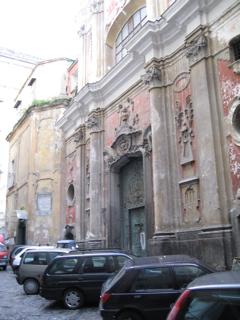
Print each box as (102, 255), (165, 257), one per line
(90, 0), (104, 13)
(175, 95), (194, 165)
(181, 182), (201, 223)
(86, 139), (90, 199)
(87, 116), (99, 130)
(185, 34), (208, 66)
(77, 25), (87, 37)
(74, 130), (83, 143)
(141, 66), (162, 89)
(173, 72), (190, 93)
(86, 162), (90, 198)
(115, 98), (139, 137)
(67, 154), (76, 183)
(127, 162), (144, 206)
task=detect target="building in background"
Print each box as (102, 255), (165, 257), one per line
(0, 47), (41, 238)
(5, 58), (73, 248)
(57, 0), (240, 270)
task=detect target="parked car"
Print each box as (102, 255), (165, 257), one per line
(9, 245), (29, 266)
(99, 254), (218, 320)
(16, 248), (72, 295)
(166, 270), (240, 320)
(40, 251), (136, 309)
(12, 246), (54, 273)
(56, 240), (76, 249)
(0, 242), (8, 270)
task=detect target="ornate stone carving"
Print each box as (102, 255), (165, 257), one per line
(175, 95), (194, 165)
(141, 66), (162, 88)
(77, 25), (87, 37)
(90, 0), (103, 13)
(87, 116), (99, 129)
(74, 130), (83, 143)
(127, 162), (144, 206)
(115, 98), (139, 137)
(181, 183), (201, 223)
(185, 35), (208, 66)
(141, 138), (151, 158)
(86, 162), (90, 198)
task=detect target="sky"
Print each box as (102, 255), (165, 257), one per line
(0, 0), (81, 60)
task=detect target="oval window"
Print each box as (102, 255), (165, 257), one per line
(233, 104), (240, 136)
(67, 184), (75, 204)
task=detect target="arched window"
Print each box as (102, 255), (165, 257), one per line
(116, 7), (147, 64)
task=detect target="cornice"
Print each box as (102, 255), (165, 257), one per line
(57, 0), (237, 136)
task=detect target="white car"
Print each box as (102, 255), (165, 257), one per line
(12, 246), (54, 273)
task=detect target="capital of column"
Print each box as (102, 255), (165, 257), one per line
(141, 66), (162, 89)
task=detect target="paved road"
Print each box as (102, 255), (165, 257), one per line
(0, 267), (102, 320)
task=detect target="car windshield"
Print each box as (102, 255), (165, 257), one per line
(0, 243), (7, 252)
(178, 288), (240, 319)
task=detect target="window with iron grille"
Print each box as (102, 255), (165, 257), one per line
(115, 7), (147, 64)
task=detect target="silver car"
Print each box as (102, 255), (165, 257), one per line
(16, 248), (72, 294)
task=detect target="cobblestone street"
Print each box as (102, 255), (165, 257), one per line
(0, 267), (102, 320)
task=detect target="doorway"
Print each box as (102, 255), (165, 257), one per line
(120, 157), (147, 256)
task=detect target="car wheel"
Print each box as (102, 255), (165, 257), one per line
(23, 278), (39, 295)
(116, 311), (143, 320)
(2, 266), (7, 270)
(63, 288), (84, 310)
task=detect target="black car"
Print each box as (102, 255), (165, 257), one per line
(166, 270), (240, 320)
(40, 251), (135, 309)
(99, 255), (218, 320)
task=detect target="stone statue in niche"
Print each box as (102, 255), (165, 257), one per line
(175, 95), (194, 165)
(182, 184), (201, 223)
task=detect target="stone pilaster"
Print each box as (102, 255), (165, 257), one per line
(87, 112), (104, 240)
(141, 64), (171, 235)
(185, 33), (225, 226)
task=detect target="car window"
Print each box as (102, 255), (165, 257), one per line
(49, 252), (61, 261)
(49, 258), (78, 274)
(82, 256), (107, 273)
(173, 266), (208, 288)
(133, 267), (174, 292)
(178, 289), (240, 320)
(23, 252), (47, 265)
(14, 247), (25, 256)
(109, 255), (130, 272)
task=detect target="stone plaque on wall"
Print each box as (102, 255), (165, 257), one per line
(36, 193), (52, 215)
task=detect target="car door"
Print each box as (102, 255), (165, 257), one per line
(128, 266), (181, 320)
(78, 255), (112, 301)
(46, 257), (81, 297)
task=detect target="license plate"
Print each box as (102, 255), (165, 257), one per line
(0, 262), (6, 265)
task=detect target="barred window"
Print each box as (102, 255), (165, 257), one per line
(116, 7), (147, 64)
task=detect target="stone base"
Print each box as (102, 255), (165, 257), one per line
(148, 226), (233, 271)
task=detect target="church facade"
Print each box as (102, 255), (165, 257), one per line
(58, 0), (240, 270)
